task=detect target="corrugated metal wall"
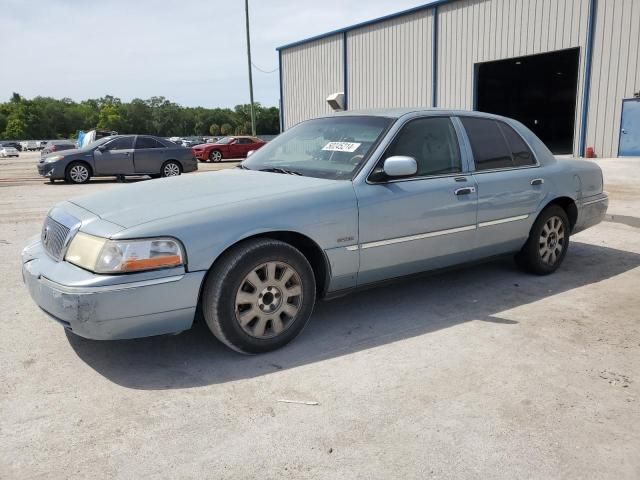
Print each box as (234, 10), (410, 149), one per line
(437, 0), (590, 155)
(587, 0), (640, 157)
(346, 9), (435, 109)
(281, 34), (344, 129)
(279, 0), (638, 157)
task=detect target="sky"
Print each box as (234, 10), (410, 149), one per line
(0, 0), (429, 108)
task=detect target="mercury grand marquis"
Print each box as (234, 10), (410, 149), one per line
(22, 109), (608, 353)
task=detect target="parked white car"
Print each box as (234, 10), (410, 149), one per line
(0, 146), (19, 157)
(21, 140), (39, 151)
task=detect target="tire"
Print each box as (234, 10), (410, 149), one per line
(65, 161), (91, 184)
(161, 160), (181, 177)
(209, 150), (222, 162)
(515, 205), (570, 275)
(201, 238), (317, 354)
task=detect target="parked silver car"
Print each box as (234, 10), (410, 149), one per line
(22, 109), (607, 353)
(0, 146), (19, 157)
(37, 134), (198, 183)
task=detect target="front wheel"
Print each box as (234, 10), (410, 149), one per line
(201, 238), (316, 354)
(209, 150), (222, 162)
(65, 162), (91, 184)
(516, 205), (570, 275)
(161, 160), (181, 177)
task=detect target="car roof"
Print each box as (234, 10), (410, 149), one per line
(325, 108), (513, 122)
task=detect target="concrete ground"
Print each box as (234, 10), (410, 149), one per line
(1, 152), (638, 479)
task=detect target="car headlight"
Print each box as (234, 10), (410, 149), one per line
(44, 155), (64, 163)
(65, 233), (185, 273)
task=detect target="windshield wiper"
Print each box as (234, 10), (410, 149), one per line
(258, 167), (302, 176)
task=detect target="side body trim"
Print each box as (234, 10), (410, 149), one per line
(344, 214), (530, 251)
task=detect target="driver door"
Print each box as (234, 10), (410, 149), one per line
(354, 116), (478, 285)
(94, 136), (135, 175)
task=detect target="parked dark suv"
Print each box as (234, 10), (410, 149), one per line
(41, 140), (77, 157)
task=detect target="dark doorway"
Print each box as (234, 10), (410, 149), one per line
(475, 48), (580, 155)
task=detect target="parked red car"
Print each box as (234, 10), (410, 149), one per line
(192, 136), (266, 162)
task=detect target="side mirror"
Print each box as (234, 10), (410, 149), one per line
(383, 156), (417, 177)
(97, 144), (107, 152)
(246, 150), (255, 157)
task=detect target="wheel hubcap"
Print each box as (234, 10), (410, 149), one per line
(235, 261), (303, 339)
(539, 215), (565, 265)
(164, 163), (180, 176)
(70, 165), (88, 182)
(212, 152), (221, 161)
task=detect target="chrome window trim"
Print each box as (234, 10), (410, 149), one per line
(40, 275), (184, 295)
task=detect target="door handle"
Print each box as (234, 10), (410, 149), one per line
(530, 178), (544, 186)
(454, 186), (476, 196)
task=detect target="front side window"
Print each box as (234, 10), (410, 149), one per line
(242, 116), (393, 180)
(135, 136), (164, 149)
(104, 136), (134, 151)
(380, 117), (462, 177)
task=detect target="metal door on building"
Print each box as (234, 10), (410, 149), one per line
(619, 98), (640, 156)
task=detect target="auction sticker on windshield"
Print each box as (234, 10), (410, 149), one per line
(322, 142), (361, 153)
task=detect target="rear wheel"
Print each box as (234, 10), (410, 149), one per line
(201, 238), (316, 354)
(65, 162), (91, 184)
(209, 150), (222, 162)
(161, 160), (181, 177)
(516, 205), (570, 275)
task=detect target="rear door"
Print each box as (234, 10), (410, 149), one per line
(134, 136), (168, 173)
(93, 136), (135, 175)
(460, 116), (546, 256)
(355, 116), (478, 285)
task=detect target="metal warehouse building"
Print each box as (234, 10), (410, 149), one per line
(277, 0), (640, 157)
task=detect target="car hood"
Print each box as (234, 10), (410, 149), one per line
(68, 169), (341, 229)
(40, 147), (88, 160)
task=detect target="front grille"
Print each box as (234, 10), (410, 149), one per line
(42, 216), (71, 260)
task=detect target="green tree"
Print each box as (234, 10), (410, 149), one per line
(220, 123), (233, 135)
(209, 123), (220, 136)
(3, 116), (27, 139)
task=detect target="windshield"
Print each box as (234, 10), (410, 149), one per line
(242, 116), (393, 180)
(216, 137), (235, 144)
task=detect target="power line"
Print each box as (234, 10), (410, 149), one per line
(251, 62), (278, 74)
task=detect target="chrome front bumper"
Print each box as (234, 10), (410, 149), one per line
(22, 239), (205, 340)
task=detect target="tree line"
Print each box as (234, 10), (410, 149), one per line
(0, 93), (280, 140)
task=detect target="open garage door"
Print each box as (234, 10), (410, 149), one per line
(475, 48), (580, 155)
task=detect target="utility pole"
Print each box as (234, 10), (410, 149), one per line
(244, 0), (256, 136)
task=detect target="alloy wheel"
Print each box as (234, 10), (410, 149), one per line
(163, 162), (180, 176)
(234, 261), (303, 339)
(69, 165), (89, 183)
(538, 215), (565, 265)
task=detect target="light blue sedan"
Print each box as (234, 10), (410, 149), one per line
(22, 109), (608, 353)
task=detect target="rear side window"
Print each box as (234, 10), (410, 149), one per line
(135, 137), (164, 149)
(498, 122), (535, 166)
(382, 117), (462, 177)
(460, 117), (512, 170)
(461, 117), (535, 170)
(104, 137), (134, 150)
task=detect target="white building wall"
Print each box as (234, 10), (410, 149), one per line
(346, 9), (435, 109)
(587, 0), (640, 157)
(437, 0), (591, 155)
(281, 34), (344, 129)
